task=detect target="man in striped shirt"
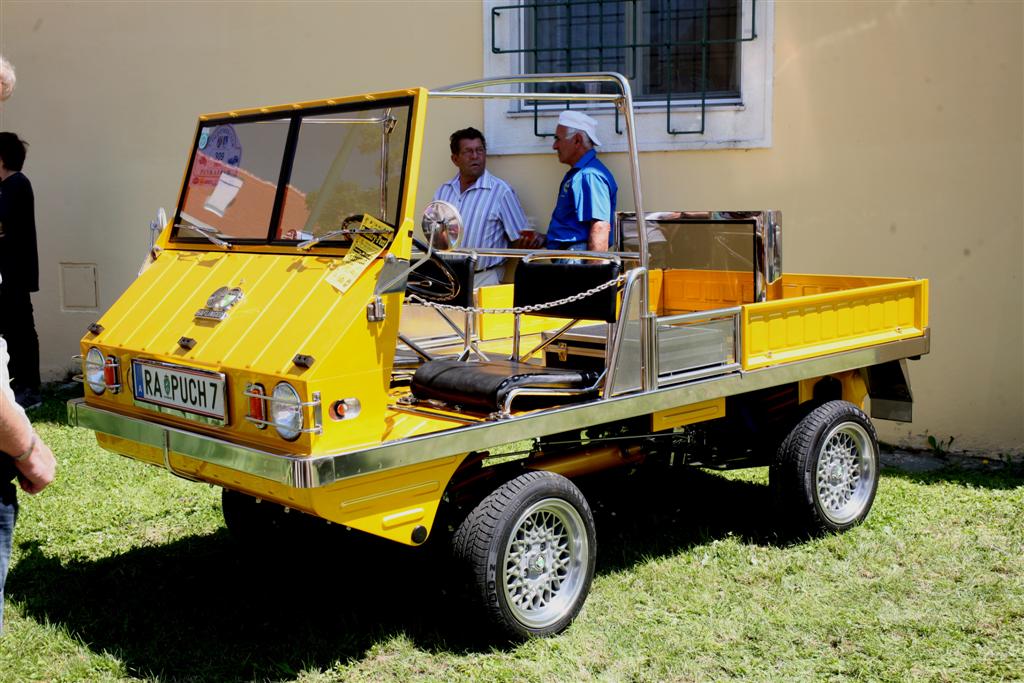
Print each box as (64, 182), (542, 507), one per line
(433, 128), (529, 286)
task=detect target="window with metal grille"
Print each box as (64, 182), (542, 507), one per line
(523, 0), (742, 104)
(483, 0), (773, 153)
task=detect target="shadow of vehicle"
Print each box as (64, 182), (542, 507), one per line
(8, 466), (790, 680)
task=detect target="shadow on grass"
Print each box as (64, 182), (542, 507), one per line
(8, 467), (787, 680)
(24, 384), (80, 427)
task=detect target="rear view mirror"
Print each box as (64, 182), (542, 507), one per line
(421, 200), (464, 251)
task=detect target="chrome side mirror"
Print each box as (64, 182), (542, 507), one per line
(421, 200), (464, 251)
(149, 207), (168, 248)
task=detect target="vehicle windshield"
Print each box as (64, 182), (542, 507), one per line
(173, 97), (412, 246)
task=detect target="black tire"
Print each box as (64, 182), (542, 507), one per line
(770, 400), (879, 534)
(221, 489), (291, 543)
(452, 471), (597, 639)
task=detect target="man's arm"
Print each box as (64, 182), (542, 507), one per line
(1, 337), (55, 494)
(588, 221), (611, 251)
(0, 392), (55, 495)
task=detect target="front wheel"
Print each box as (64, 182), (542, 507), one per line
(452, 471), (597, 639)
(770, 400), (880, 534)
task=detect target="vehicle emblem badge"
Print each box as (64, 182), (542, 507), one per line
(195, 286), (243, 321)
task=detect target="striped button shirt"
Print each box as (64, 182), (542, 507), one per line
(433, 170), (528, 271)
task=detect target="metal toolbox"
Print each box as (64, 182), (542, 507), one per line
(543, 323), (610, 371)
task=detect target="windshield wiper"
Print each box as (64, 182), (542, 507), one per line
(177, 223), (233, 248)
(296, 214), (390, 251)
(297, 226), (392, 251)
(297, 228), (349, 251)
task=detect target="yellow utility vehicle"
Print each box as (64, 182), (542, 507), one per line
(68, 74), (929, 638)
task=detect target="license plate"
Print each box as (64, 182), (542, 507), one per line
(131, 360), (227, 421)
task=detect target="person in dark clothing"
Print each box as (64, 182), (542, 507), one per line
(0, 132), (41, 409)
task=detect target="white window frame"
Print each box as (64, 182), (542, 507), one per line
(482, 0), (774, 155)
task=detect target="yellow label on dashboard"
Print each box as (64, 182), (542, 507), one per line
(326, 215), (394, 294)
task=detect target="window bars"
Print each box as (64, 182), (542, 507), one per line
(490, 0), (758, 135)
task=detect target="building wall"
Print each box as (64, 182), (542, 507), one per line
(0, 1), (1020, 452)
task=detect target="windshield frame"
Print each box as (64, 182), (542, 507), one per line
(171, 95), (415, 248)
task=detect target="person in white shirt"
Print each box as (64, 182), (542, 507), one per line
(433, 128), (531, 287)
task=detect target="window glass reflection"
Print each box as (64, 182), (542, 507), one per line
(179, 119), (290, 240)
(278, 106), (409, 241)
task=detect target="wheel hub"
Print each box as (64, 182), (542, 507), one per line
(503, 498), (589, 629)
(814, 421), (877, 525)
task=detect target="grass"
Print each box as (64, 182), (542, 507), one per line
(2, 387), (1022, 682)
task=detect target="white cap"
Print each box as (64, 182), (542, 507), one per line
(557, 110), (602, 147)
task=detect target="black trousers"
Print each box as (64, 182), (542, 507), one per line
(0, 287), (41, 392)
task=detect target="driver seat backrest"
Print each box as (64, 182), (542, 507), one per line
(512, 259), (621, 323)
(410, 258), (622, 415)
(437, 251), (477, 309)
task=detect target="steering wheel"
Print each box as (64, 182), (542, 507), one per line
(405, 237), (461, 302)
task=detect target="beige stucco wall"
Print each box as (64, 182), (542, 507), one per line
(0, 0), (1020, 452)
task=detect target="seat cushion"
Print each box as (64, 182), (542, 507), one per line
(411, 358), (600, 412)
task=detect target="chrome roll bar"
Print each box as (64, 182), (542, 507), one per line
(428, 72), (654, 390)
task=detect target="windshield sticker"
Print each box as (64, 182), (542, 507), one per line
(326, 215), (394, 294)
(192, 125), (242, 187)
(210, 124), (242, 167)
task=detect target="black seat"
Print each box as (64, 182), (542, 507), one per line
(411, 358), (600, 412)
(513, 258), (620, 322)
(409, 258), (621, 414)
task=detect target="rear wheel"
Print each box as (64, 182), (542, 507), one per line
(770, 400), (879, 534)
(453, 471), (596, 638)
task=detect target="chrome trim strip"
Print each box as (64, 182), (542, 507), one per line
(658, 306), (742, 326)
(658, 363), (741, 387)
(67, 331), (929, 491)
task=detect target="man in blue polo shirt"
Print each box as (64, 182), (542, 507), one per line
(546, 110), (617, 253)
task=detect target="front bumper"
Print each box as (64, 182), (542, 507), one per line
(68, 399), (340, 488)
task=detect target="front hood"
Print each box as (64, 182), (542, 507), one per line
(91, 249), (384, 375)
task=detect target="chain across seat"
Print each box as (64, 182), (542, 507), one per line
(410, 258), (623, 415)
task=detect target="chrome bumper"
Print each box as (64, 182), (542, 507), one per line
(67, 399), (333, 488)
(67, 331), (930, 489)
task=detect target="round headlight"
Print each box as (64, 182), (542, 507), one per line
(85, 347), (106, 394)
(271, 382), (303, 441)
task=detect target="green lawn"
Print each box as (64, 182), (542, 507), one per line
(2, 389), (1022, 682)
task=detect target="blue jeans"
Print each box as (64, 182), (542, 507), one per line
(548, 240), (589, 264)
(0, 482), (16, 635)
